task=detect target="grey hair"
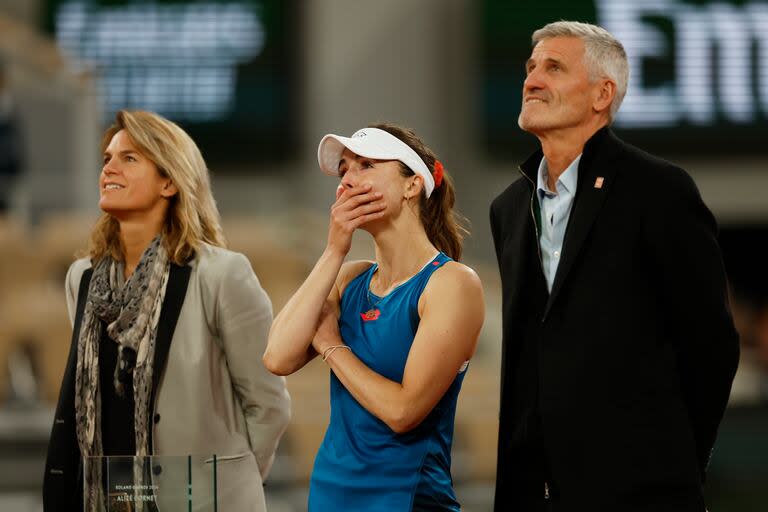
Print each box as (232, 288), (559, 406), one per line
(532, 21), (629, 121)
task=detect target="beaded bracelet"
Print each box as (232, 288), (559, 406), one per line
(322, 344), (351, 362)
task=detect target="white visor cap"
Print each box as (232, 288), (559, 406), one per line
(317, 127), (435, 198)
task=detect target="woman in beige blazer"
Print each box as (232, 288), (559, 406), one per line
(43, 110), (290, 512)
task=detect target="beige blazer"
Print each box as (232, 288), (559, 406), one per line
(64, 244), (291, 511)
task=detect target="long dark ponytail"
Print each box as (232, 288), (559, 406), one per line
(370, 123), (469, 261)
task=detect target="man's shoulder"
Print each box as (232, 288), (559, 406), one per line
(607, 131), (675, 170)
(608, 133), (693, 188)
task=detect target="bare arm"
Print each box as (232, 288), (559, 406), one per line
(312, 262), (484, 433)
(263, 183), (386, 375)
(263, 249), (345, 375)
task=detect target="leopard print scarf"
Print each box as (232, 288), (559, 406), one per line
(75, 235), (170, 511)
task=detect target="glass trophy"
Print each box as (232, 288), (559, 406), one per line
(83, 455), (218, 512)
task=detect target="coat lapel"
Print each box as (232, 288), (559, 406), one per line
(493, 175), (540, 415)
(544, 128), (622, 318)
(498, 157), (541, 321)
(501, 188), (538, 318)
(151, 263), (192, 396)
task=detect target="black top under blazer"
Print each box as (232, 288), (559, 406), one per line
(489, 127), (739, 512)
(43, 264), (191, 511)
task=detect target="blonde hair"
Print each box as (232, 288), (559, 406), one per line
(532, 21), (629, 121)
(89, 110), (225, 265)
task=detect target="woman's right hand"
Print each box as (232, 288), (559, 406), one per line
(327, 183), (386, 255)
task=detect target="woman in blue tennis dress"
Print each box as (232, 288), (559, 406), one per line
(264, 123), (485, 511)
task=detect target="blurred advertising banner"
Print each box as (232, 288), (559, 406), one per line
(43, 0), (297, 163)
(482, 0), (768, 157)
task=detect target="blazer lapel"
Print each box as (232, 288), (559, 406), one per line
(151, 263), (192, 395)
(544, 128), (622, 318)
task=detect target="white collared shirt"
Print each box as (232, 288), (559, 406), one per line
(536, 154), (581, 291)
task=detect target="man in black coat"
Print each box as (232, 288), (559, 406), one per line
(489, 21), (739, 511)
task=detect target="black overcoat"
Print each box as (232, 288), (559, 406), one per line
(490, 127), (739, 511)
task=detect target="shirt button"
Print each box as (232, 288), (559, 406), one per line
(154, 413), (161, 424)
(553, 250), (560, 258)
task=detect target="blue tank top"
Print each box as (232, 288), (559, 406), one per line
(309, 252), (466, 511)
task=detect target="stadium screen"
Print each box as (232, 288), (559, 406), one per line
(482, 0), (768, 156)
(43, 0), (295, 162)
